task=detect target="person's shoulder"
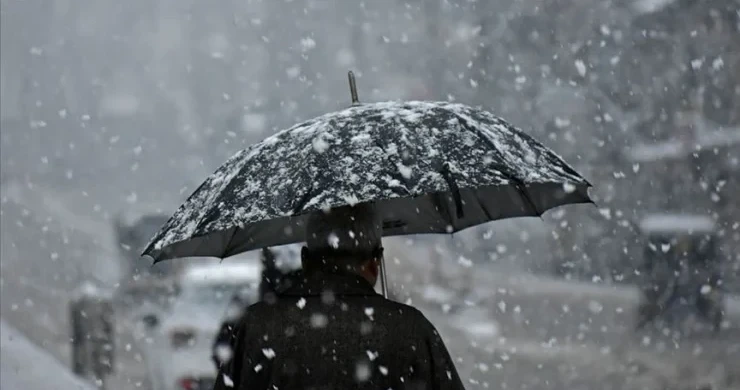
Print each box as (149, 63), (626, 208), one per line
(380, 298), (435, 328)
(383, 300), (446, 341)
(232, 301), (282, 337)
(241, 300), (273, 316)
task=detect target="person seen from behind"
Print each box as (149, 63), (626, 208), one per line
(213, 203), (465, 390)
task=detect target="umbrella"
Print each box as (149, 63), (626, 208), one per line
(144, 72), (592, 296)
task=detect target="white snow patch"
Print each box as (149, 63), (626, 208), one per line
(215, 345), (233, 363)
(397, 163), (413, 179)
(588, 300), (604, 314)
(554, 117), (571, 128)
(464, 321), (499, 337)
(712, 57), (724, 71)
(355, 361), (371, 381)
(639, 214), (715, 234)
(310, 313), (328, 328)
(458, 256), (473, 268)
(312, 136), (330, 153)
(262, 348), (276, 359)
(632, 0), (676, 14)
(574, 60), (587, 77)
(327, 232), (340, 248)
(341, 194), (360, 206)
(300, 37), (316, 51)
(421, 285), (456, 304)
(351, 133), (371, 143)
(286, 66), (301, 79)
(336, 49), (355, 67)
(223, 374), (234, 387)
(242, 113), (267, 134)
(1, 319), (95, 390)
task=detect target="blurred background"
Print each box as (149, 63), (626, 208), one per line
(1, 0), (739, 389)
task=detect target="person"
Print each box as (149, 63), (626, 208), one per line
(635, 236), (724, 332)
(636, 270), (724, 332)
(213, 203), (465, 390)
(212, 291), (250, 370)
(212, 248), (297, 370)
(259, 247), (284, 302)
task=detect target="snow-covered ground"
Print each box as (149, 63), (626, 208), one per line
(0, 180), (153, 390)
(0, 318), (94, 390)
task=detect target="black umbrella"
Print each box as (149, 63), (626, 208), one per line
(144, 72), (592, 295)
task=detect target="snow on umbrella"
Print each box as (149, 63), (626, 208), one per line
(144, 73), (592, 267)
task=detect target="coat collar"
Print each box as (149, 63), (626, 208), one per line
(278, 270), (378, 297)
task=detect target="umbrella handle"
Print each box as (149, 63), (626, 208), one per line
(380, 256), (389, 298)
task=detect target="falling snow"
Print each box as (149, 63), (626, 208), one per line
(3, 2), (738, 390)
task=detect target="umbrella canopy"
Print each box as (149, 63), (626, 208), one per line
(144, 100), (591, 262)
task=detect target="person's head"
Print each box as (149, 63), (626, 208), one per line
(301, 203), (383, 286)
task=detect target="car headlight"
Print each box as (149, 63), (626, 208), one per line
(170, 328), (196, 349)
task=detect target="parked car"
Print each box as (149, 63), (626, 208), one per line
(143, 258), (261, 390)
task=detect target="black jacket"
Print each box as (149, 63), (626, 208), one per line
(213, 270), (465, 390)
(212, 269), (301, 370)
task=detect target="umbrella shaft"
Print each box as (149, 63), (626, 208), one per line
(380, 256), (389, 298)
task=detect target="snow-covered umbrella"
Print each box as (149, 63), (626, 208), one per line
(143, 72), (592, 296)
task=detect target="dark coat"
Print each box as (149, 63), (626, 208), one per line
(212, 270), (305, 370)
(259, 248), (284, 300)
(213, 270), (465, 390)
(212, 296), (245, 369)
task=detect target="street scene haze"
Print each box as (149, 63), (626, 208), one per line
(1, 0), (739, 389)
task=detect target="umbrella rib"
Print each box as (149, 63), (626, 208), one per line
(432, 192), (456, 231)
(498, 170), (542, 217)
(456, 116), (542, 217)
(474, 191), (495, 221)
(289, 149), (319, 215)
(440, 163), (465, 219)
(514, 181), (542, 217)
(220, 226), (241, 258)
(292, 182), (314, 215)
(371, 138), (413, 196)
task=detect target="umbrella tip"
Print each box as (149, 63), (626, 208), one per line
(348, 71), (360, 106)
